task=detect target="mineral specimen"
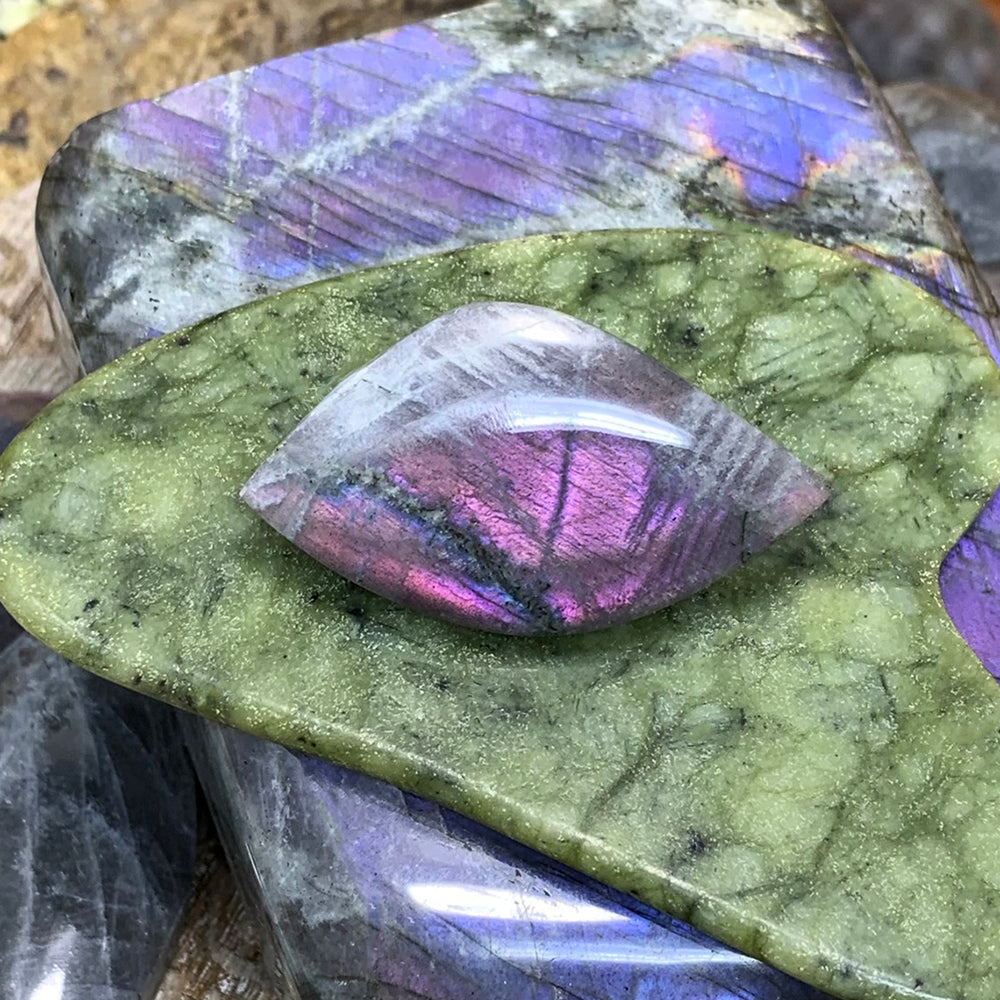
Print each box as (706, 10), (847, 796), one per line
(0, 635), (196, 1000)
(186, 718), (829, 1000)
(244, 302), (828, 634)
(3, 229), (998, 1000)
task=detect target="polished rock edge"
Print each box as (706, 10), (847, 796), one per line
(886, 81), (1000, 292)
(36, 0), (995, 366)
(185, 717), (829, 1000)
(0, 633), (197, 1000)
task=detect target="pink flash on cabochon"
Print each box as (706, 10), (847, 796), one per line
(242, 303), (828, 635)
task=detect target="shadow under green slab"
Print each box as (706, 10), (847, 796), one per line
(2, 229), (1000, 1000)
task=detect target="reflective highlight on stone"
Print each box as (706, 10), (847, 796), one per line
(32, 1), (1000, 995)
(186, 719), (830, 1000)
(244, 302), (828, 635)
(35, 0), (1000, 670)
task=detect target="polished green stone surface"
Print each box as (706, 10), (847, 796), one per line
(3, 230), (1000, 1000)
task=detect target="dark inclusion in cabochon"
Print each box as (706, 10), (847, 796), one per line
(242, 302), (829, 635)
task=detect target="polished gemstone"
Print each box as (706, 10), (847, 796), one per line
(4, 228), (998, 1000)
(30, 2), (888, 992)
(38, 0), (997, 369)
(0, 231), (1000, 1000)
(243, 302), (828, 635)
(0, 399), (197, 1000)
(0, 635), (196, 1000)
(185, 718), (829, 1000)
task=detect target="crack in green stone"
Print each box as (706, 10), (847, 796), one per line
(1, 230), (1000, 1000)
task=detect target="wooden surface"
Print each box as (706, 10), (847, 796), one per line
(0, 180), (81, 401)
(0, 0), (67, 39)
(153, 836), (279, 1000)
(0, 0), (472, 197)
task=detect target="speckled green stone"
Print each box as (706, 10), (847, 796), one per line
(3, 230), (1000, 1000)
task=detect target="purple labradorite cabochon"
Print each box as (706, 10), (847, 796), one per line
(242, 303), (829, 635)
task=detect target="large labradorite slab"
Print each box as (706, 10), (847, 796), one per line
(3, 229), (1000, 1000)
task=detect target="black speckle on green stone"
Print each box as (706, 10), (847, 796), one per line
(687, 829), (710, 857)
(202, 576), (226, 617)
(199, 687), (231, 721)
(176, 334), (191, 347)
(83, 598), (99, 611)
(345, 604), (367, 625)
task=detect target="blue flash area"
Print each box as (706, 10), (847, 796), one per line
(294, 754), (829, 1000)
(653, 40), (879, 209)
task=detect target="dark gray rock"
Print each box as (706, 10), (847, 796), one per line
(0, 635), (196, 1000)
(887, 81), (1000, 293)
(828, 0), (1000, 99)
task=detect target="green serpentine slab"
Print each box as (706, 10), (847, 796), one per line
(2, 230), (1000, 1000)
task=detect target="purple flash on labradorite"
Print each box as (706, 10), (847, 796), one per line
(242, 303), (828, 635)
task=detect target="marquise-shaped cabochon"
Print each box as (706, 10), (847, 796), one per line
(242, 303), (829, 634)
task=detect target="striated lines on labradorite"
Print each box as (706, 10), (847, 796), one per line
(324, 465), (566, 633)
